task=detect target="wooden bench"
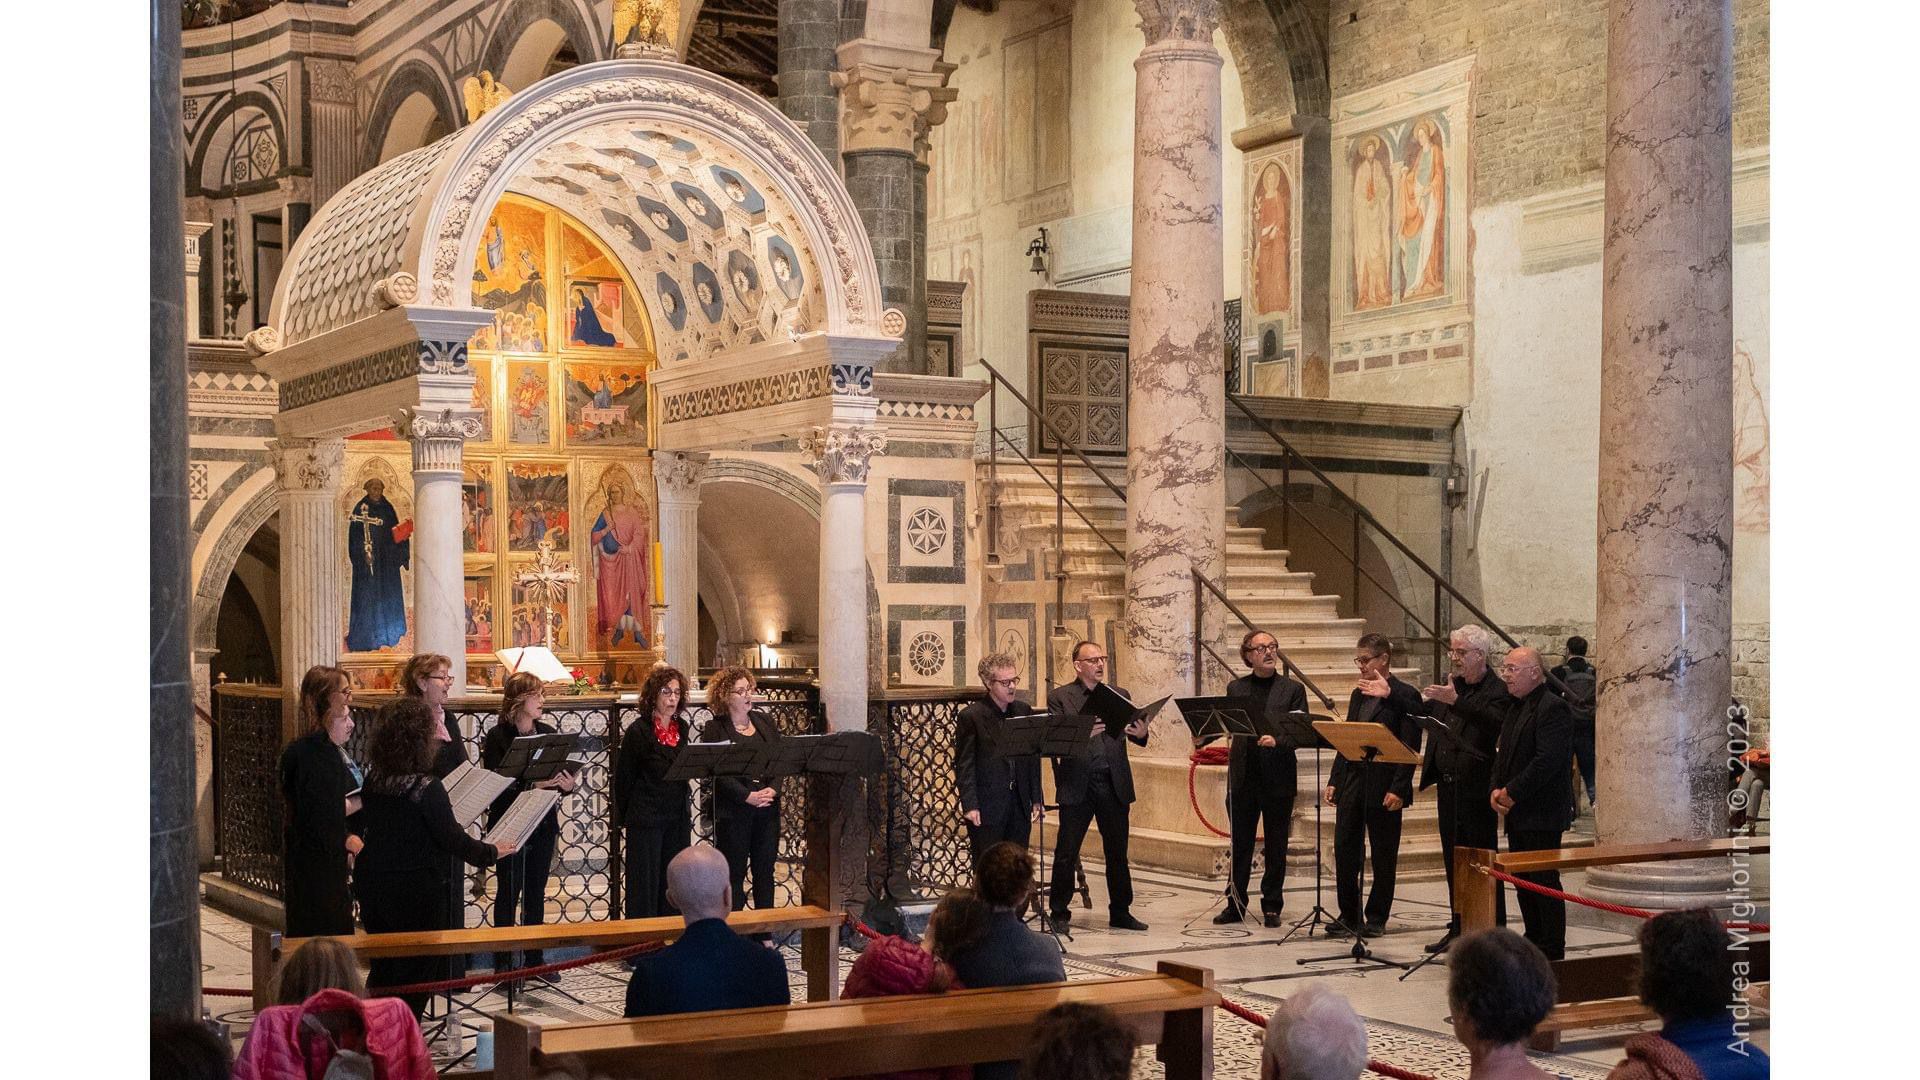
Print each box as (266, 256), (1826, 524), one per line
(485, 961), (1220, 1080)
(1456, 837), (1771, 1049)
(265, 906), (845, 1010)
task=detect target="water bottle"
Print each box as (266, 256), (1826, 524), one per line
(474, 1021), (495, 1070)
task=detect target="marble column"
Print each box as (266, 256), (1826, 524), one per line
(403, 409), (483, 691)
(271, 438), (347, 732)
(779, 0), (841, 163)
(653, 452), (709, 677)
(1587, 0), (1735, 910)
(801, 424), (886, 731)
(152, 0), (200, 1022)
(1122, 0), (1227, 717)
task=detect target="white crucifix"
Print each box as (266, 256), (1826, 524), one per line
(513, 537), (578, 650)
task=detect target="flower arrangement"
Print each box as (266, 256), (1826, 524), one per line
(567, 667), (594, 695)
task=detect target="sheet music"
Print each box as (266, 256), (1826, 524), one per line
(445, 761), (515, 827)
(483, 789), (561, 849)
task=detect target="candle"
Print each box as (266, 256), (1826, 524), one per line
(652, 541), (665, 602)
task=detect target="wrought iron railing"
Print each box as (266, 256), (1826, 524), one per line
(866, 688), (983, 903)
(1190, 570), (1336, 708)
(214, 685), (285, 898)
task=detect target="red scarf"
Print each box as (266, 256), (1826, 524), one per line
(653, 715), (681, 747)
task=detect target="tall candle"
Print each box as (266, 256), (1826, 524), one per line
(652, 541), (665, 602)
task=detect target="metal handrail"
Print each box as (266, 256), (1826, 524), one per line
(1191, 569), (1336, 709)
(979, 357), (1128, 500)
(993, 429), (1125, 561)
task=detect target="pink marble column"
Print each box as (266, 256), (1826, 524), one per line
(1588, 0), (1736, 909)
(1123, 0), (1227, 719)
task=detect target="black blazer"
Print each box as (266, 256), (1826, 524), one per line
(279, 731), (360, 937)
(698, 709), (783, 820)
(954, 698), (1044, 819)
(1490, 684), (1575, 832)
(614, 711), (693, 829)
(1418, 670), (1511, 792)
(624, 917), (792, 1017)
(480, 717), (562, 836)
(1328, 676), (1424, 809)
(1216, 673), (1308, 794)
(1046, 681), (1147, 806)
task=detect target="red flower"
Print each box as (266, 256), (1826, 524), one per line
(570, 667), (584, 679)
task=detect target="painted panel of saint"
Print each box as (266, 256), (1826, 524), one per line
(345, 476), (412, 652)
(1395, 116), (1448, 302)
(471, 201), (549, 352)
(506, 461), (570, 553)
(464, 576), (494, 654)
(468, 357), (494, 443)
(587, 465), (653, 650)
(1251, 161), (1292, 316)
(462, 466), (494, 554)
(507, 362), (551, 445)
(564, 363), (648, 445)
(1349, 135), (1395, 312)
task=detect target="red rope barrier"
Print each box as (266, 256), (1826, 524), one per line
(1480, 867), (1770, 932)
(1186, 749), (1237, 839)
(1214, 992), (1436, 1080)
(851, 919), (884, 941)
(203, 986), (252, 997)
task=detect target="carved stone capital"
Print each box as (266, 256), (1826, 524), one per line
(398, 407), (483, 473)
(1134, 0), (1222, 46)
(269, 437), (345, 494)
(832, 51), (956, 155)
(652, 451), (710, 504)
(800, 424), (888, 486)
(307, 58), (356, 105)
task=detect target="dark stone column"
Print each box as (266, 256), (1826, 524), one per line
(152, 0), (202, 1021)
(779, 0), (841, 163)
(843, 150), (917, 371)
(911, 157), (930, 374)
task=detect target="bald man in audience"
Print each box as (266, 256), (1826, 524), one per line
(1261, 982), (1369, 1080)
(624, 844), (791, 1017)
(1491, 647), (1576, 961)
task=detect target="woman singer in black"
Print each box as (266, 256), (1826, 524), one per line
(699, 666), (783, 912)
(481, 671), (577, 974)
(278, 664), (363, 937)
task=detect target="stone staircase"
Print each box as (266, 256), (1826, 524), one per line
(985, 463), (1448, 883)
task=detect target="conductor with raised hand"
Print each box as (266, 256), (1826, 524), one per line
(1046, 641), (1150, 931)
(1203, 630), (1307, 926)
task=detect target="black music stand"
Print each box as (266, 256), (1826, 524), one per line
(1175, 696), (1263, 742)
(782, 731), (885, 775)
(1295, 719), (1421, 971)
(663, 740), (770, 783)
(1271, 712), (1341, 946)
(1001, 710), (1099, 944)
(1398, 712), (1489, 980)
(491, 732), (585, 783)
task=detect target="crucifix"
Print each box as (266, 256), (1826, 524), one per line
(345, 507), (384, 573)
(513, 537), (578, 650)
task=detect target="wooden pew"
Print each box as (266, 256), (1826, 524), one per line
(488, 961), (1220, 1080)
(1455, 838), (1771, 1049)
(265, 906), (845, 1010)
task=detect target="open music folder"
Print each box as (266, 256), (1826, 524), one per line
(483, 789), (561, 850)
(443, 759), (516, 828)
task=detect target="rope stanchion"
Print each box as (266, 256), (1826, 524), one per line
(1479, 866), (1770, 932)
(1214, 992), (1437, 1080)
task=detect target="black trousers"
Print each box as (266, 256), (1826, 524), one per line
(716, 806), (780, 911)
(1050, 773), (1133, 918)
(623, 820), (690, 919)
(1506, 827), (1566, 959)
(967, 793), (1034, 870)
(1225, 781), (1294, 916)
(358, 869), (456, 1017)
(1436, 780), (1505, 932)
(1333, 798), (1403, 926)
(491, 818), (558, 970)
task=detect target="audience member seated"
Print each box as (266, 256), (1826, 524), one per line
(233, 988), (434, 1080)
(1447, 929), (1557, 1080)
(1261, 982), (1369, 1080)
(1021, 1003), (1135, 1080)
(944, 842), (1067, 1080)
(839, 888), (994, 1080)
(271, 938), (367, 1006)
(153, 1016), (233, 1080)
(624, 844), (792, 1018)
(1609, 910), (1770, 1080)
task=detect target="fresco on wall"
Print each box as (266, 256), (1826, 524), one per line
(1345, 112), (1452, 313)
(585, 462), (654, 651)
(1734, 342), (1769, 534)
(1251, 161), (1292, 317)
(564, 363), (648, 445)
(507, 362), (550, 444)
(468, 357), (494, 442)
(462, 465), (494, 554)
(341, 458), (413, 654)
(471, 201), (549, 352)
(561, 222), (645, 348)
(506, 461), (569, 553)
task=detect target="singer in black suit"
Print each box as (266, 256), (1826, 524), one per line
(1046, 640), (1150, 930)
(955, 652), (1045, 866)
(1324, 633), (1423, 937)
(699, 666), (784, 913)
(1417, 625), (1513, 951)
(1200, 630), (1307, 926)
(1490, 646), (1576, 960)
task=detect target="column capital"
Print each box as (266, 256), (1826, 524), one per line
(269, 437), (345, 494)
(801, 424), (888, 486)
(1133, 0), (1222, 47)
(652, 451), (710, 505)
(831, 40), (957, 155)
(398, 406), (483, 474)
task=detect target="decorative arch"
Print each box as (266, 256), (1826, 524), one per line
(364, 58), (461, 169)
(188, 91), (287, 196)
(481, 0), (602, 89)
(699, 456), (822, 518)
(191, 478), (280, 653)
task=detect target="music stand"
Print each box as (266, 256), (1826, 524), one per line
(1175, 696), (1262, 742)
(786, 731), (884, 775)
(663, 740), (769, 783)
(492, 732), (585, 784)
(1271, 713), (1341, 946)
(1294, 720), (1420, 971)
(1399, 712), (1487, 980)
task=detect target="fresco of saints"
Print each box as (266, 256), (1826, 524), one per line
(346, 478), (411, 651)
(1350, 137), (1394, 311)
(591, 481), (652, 647)
(1397, 118), (1447, 301)
(1252, 162), (1292, 315)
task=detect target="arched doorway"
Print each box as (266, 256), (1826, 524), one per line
(696, 474), (822, 669)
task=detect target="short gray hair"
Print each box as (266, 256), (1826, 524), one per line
(1451, 625), (1497, 659)
(977, 652), (1018, 683)
(1263, 982), (1369, 1080)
